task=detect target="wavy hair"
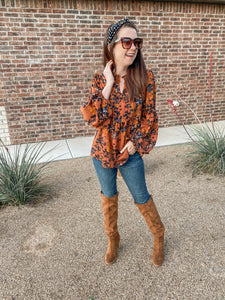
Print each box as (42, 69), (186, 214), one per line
(103, 22), (148, 100)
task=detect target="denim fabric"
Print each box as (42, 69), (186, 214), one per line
(92, 152), (151, 204)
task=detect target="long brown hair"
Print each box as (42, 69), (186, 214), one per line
(103, 22), (148, 100)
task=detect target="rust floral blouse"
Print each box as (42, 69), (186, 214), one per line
(81, 69), (158, 168)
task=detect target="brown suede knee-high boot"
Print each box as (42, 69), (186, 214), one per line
(136, 196), (165, 266)
(102, 192), (120, 264)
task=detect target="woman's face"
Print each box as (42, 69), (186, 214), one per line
(112, 26), (138, 70)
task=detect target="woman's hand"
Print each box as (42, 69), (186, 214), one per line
(102, 60), (114, 99)
(103, 60), (114, 86)
(120, 141), (136, 155)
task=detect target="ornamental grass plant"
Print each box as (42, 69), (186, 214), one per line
(166, 52), (225, 176)
(186, 123), (225, 176)
(0, 139), (53, 206)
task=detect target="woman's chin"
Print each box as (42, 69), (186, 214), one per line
(122, 60), (134, 68)
(125, 57), (136, 66)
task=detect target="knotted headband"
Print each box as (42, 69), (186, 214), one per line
(106, 18), (135, 45)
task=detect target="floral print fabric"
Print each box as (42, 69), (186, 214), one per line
(81, 69), (158, 168)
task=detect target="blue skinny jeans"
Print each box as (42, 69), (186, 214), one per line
(92, 152), (151, 204)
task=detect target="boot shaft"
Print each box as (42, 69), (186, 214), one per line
(135, 197), (165, 236)
(102, 192), (119, 237)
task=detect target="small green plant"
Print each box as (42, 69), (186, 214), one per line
(186, 124), (225, 176)
(0, 139), (54, 206)
(166, 52), (225, 176)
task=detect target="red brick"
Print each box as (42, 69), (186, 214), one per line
(1, 0), (225, 144)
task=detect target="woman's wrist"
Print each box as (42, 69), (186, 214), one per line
(102, 83), (113, 100)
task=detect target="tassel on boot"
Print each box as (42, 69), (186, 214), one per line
(136, 196), (165, 266)
(102, 192), (120, 264)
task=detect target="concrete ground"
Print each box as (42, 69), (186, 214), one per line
(2, 120), (224, 164)
(0, 122), (225, 299)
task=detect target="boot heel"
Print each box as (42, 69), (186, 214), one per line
(105, 234), (120, 264)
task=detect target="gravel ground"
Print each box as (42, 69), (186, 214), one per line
(0, 144), (224, 300)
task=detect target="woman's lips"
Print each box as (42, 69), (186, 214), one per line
(126, 53), (135, 57)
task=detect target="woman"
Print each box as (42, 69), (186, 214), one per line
(81, 18), (165, 266)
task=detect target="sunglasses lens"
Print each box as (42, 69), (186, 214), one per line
(134, 39), (143, 49)
(122, 38), (132, 49)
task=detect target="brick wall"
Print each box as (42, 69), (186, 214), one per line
(1, 0), (225, 145)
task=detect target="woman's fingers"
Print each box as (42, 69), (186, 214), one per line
(103, 60), (114, 84)
(120, 141), (136, 154)
(120, 143), (128, 153)
(105, 60), (113, 70)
